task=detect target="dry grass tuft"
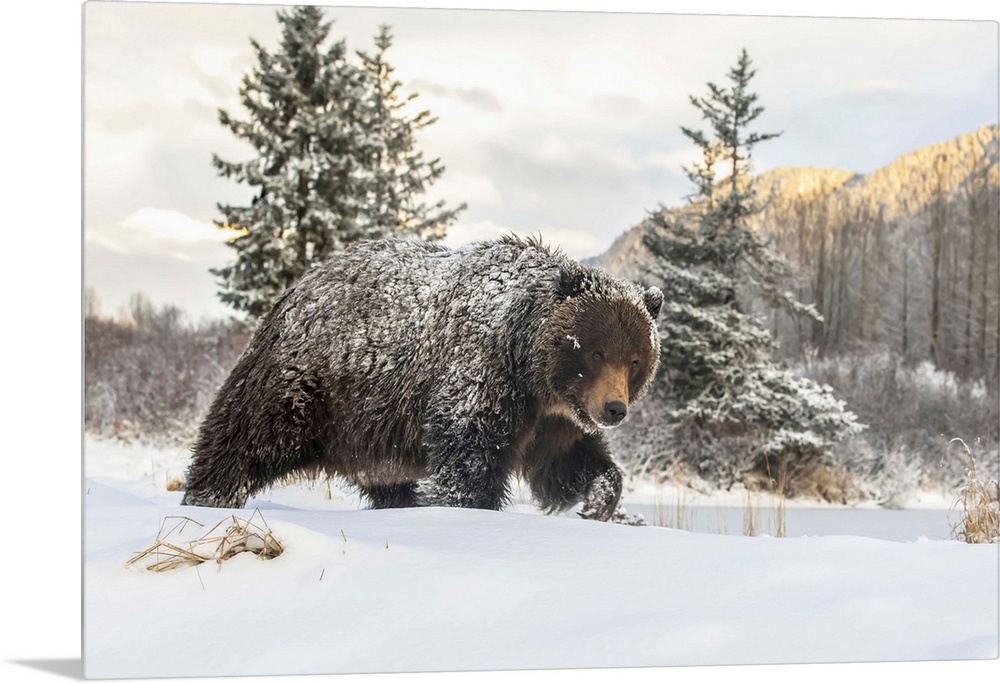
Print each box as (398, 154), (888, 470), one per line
(742, 491), (758, 537)
(768, 461), (787, 539)
(651, 490), (693, 531)
(743, 461), (787, 538)
(127, 509), (284, 572)
(949, 438), (999, 544)
(165, 475), (185, 492)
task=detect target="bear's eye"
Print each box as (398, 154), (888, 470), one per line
(592, 351), (603, 362)
(631, 359), (640, 368)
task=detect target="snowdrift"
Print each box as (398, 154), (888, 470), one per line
(83, 439), (998, 679)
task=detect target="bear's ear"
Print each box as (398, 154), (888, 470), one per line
(643, 286), (663, 319)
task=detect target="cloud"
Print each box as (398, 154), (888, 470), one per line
(640, 146), (703, 175)
(84, 226), (130, 255)
(563, 43), (656, 102)
(441, 220), (605, 260)
(85, 239), (234, 322)
(426, 170), (502, 208)
(529, 132), (639, 172)
(122, 207), (234, 245)
(410, 80), (504, 113)
(588, 94), (648, 120)
(85, 208), (240, 267)
(846, 77), (916, 95)
(441, 219), (511, 249)
(479, 137), (686, 241)
(180, 46), (249, 103)
(764, 88), (987, 173)
(529, 225), (608, 260)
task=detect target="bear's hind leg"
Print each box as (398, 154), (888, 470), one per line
(359, 482), (419, 509)
(182, 432), (325, 509)
(182, 358), (326, 508)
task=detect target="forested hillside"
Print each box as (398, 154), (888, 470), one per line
(595, 124), (999, 382)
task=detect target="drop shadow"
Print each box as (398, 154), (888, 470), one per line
(9, 659), (84, 680)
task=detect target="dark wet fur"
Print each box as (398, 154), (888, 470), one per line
(182, 236), (661, 521)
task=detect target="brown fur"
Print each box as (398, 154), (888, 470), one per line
(540, 294), (658, 433)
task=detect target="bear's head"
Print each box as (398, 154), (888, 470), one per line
(539, 266), (663, 434)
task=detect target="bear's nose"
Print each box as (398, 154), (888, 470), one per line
(603, 401), (627, 425)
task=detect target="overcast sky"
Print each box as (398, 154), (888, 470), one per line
(83, 0), (998, 320)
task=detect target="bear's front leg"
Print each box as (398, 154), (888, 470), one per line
(524, 427), (623, 522)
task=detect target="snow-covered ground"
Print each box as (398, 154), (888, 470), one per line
(83, 437), (998, 679)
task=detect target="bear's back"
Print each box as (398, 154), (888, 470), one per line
(264, 237), (565, 389)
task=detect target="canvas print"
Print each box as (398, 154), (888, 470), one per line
(83, 1), (999, 679)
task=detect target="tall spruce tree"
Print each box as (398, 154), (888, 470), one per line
(638, 49), (863, 489)
(212, 8), (463, 317)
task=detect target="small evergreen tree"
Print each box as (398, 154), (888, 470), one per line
(212, 8), (463, 317)
(637, 49), (863, 490)
(354, 26), (463, 242)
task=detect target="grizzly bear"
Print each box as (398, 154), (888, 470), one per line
(182, 236), (662, 521)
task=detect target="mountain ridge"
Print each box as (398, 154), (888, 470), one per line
(589, 123), (998, 282)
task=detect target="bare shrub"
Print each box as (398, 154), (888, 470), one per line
(793, 349), (999, 495)
(84, 294), (251, 446)
(745, 460), (859, 504)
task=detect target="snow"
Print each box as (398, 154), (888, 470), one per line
(83, 437), (998, 679)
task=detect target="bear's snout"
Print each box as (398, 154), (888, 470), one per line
(603, 401), (627, 425)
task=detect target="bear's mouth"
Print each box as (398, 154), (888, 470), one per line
(563, 395), (606, 435)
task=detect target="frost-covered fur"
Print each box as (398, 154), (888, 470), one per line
(182, 236), (662, 521)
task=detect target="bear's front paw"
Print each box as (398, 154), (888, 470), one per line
(577, 467), (623, 522)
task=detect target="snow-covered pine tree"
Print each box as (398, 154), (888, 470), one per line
(211, 7), (354, 317)
(211, 8), (463, 317)
(637, 49), (864, 492)
(354, 25), (464, 242)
